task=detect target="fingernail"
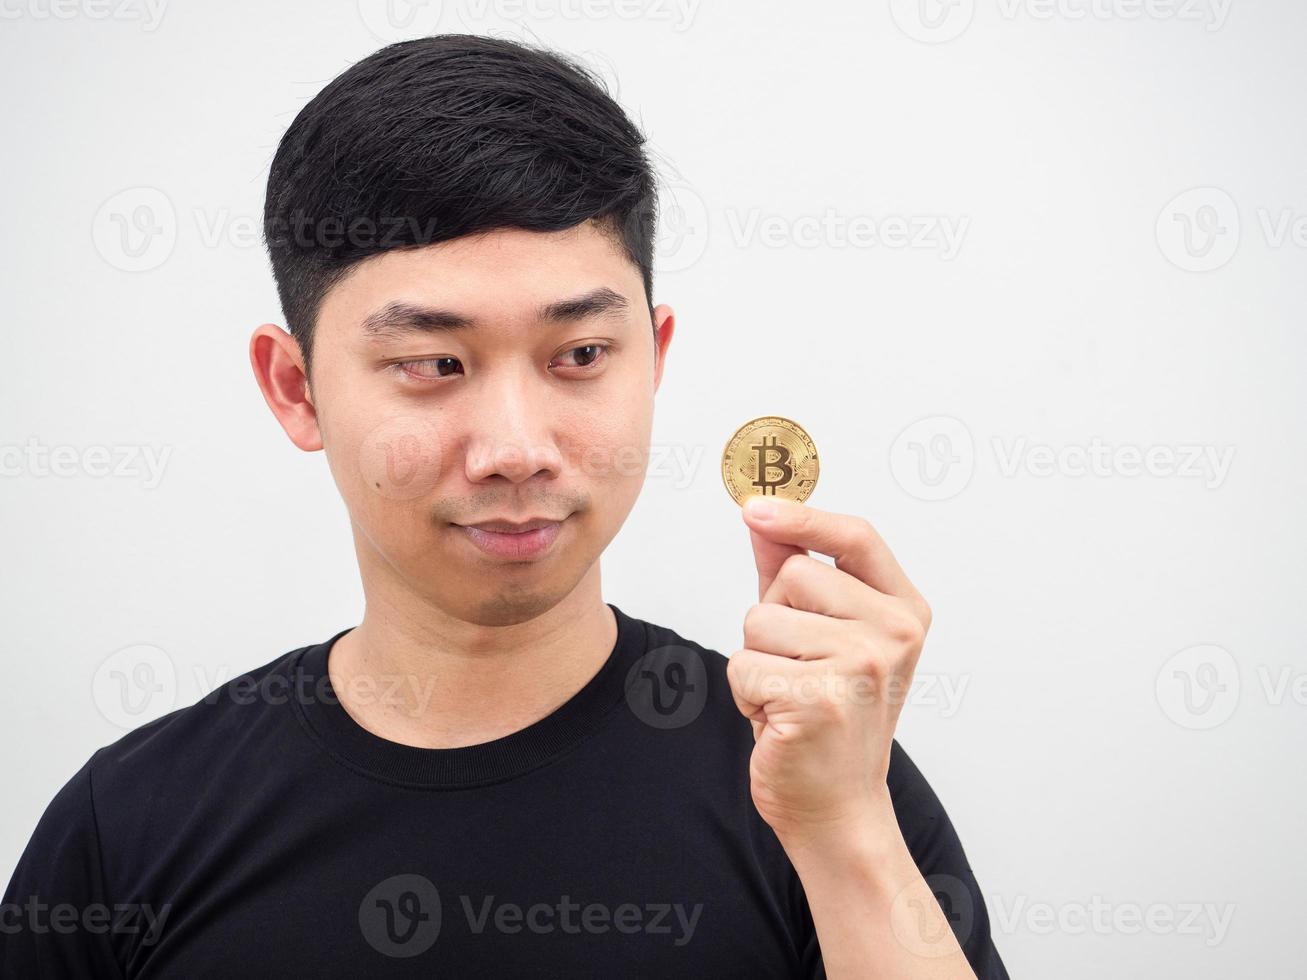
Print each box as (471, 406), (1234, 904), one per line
(745, 498), (775, 520)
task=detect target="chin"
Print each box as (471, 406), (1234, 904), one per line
(450, 587), (567, 628)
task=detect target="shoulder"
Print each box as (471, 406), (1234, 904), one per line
(93, 642), (308, 783)
(611, 605), (753, 749)
(53, 638), (324, 843)
(626, 609), (737, 707)
(0, 638), (323, 971)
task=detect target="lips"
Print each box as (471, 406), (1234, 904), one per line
(452, 515), (567, 560)
(459, 516), (564, 534)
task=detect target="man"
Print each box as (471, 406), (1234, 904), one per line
(2, 34), (1008, 978)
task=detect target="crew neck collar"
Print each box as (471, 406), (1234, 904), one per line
(290, 602), (648, 790)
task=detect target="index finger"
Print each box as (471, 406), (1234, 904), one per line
(741, 495), (917, 600)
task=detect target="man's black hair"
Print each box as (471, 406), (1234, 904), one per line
(262, 34), (657, 380)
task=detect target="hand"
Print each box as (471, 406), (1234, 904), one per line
(726, 495), (933, 852)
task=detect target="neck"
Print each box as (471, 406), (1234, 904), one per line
(328, 559), (617, 750)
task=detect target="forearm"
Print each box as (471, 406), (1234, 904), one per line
(781, 809), (979, 980)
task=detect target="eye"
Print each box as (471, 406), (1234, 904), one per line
(391, 356), (463, 382)
(551, 344), (610, 370)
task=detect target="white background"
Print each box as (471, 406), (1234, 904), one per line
(2, 1), (1304, 977)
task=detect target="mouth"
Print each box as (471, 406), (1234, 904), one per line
(450, 515), (568, 561)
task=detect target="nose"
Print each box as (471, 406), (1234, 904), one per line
(461, 365), (565, 486)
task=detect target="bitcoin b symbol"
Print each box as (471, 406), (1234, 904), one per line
(750, 435), (794, 495)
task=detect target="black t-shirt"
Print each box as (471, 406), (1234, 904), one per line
(1, 603), (1009, 978)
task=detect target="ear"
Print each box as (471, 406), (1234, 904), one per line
(651, 303), (675, 393)
(249, 323), (323, 452)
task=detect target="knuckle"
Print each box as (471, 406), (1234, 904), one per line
(813, 694), (845, 724)
(853, 632), (887, 677)
(855, 517), (878, 545)
(866, 651), (890, 679)
(915, 596), (933, 632)
(892, 609), (926, 647)
(778, 553), (810, 582)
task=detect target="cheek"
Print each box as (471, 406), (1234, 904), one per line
(557, 394), (652, 490)
(322, 409), (448, 539)
(313, 359), (448, 503)
(355, 414), (448, 501)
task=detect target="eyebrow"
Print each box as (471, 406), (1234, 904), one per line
(360, 286), (631, 340)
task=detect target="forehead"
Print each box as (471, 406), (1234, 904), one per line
(316, 221), (643, 344)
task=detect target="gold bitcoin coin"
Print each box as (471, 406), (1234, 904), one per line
(721, 416), (819, 506)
